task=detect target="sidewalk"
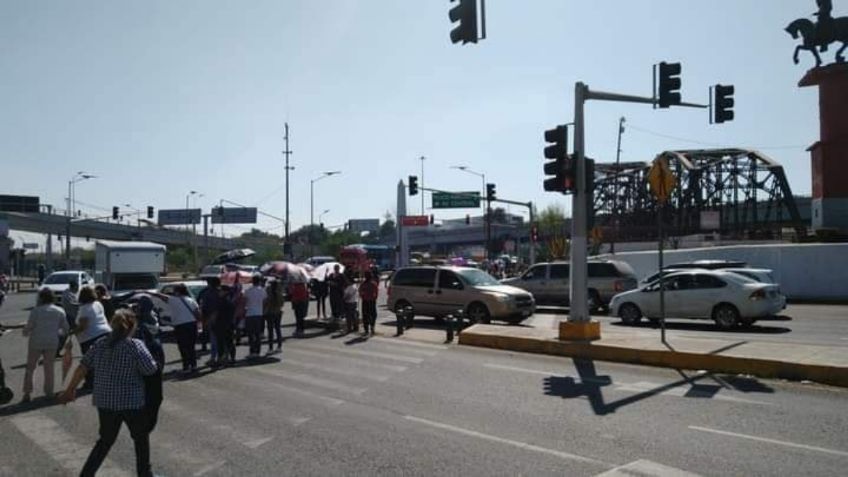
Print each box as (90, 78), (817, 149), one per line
(458, 317), (848, 388)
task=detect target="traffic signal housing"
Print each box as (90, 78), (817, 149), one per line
(112, 206), (119, 220)
(543, 125), (576, 193)
(486, 183), (496, 201)
(657, 62), (682, 108)
(408, 175), (419, 196)
(147, 206), (154, 219)
(714, 84), (735, 124)
(449, 0), (478, 44)
(530, 224), (539, 243)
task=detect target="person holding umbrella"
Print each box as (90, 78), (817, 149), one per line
(287, 267), (310, 338)
(22, 288), (69, 402)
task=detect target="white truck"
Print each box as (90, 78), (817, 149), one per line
(95, 240), (166, 295)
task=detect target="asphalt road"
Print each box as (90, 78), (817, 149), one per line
(1, 292), (847, 476)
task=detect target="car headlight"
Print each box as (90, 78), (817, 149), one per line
(492, 293), (513, 303)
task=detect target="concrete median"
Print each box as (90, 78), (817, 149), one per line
(458, 323), (848, 388)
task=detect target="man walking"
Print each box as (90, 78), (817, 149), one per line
(198, 277), (221, 366)
(359, 271), (379, 336)
(288, 277), (309, 338)
(244, 275), (267, 359)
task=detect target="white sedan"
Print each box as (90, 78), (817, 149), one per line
(609, 270), (785, 330)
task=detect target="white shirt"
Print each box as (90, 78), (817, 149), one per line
(343, 284), (358, 304)
(24, 304), (69, 350)
(77, 301), (112, 344)
(244, 286), (267, 317)
(169, 296), (200, 326)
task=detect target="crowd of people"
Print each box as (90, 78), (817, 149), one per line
(10, 266), (383, 475)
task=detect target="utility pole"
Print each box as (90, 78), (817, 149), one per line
(611, 116), (625, 254)
(419, 156), (426, 215)
(283, 124), (294, 245)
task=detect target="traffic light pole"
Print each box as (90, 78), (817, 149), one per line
(564, 82), (706, 337)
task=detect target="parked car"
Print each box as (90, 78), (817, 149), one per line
(501, 260), (637, 311)
(40, 271), (95, 300)
(387, 266), (535, 324)
(306, 256), (336, 267)
(723, 268), (787, 311)
(609, 270), (784, 330)
(640, 261), (750, 285)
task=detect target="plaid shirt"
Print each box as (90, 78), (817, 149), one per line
(81, 337), (158, 410)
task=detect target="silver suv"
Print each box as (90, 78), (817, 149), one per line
(387, 266), (535, 324)
(502, 260), (637, 311)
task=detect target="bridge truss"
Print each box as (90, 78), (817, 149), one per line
(592, 148), (806, 241)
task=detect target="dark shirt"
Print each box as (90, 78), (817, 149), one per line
(213, 297), (235, 333)
(312, 280), (328, 297)
(198, 287), (221, 321)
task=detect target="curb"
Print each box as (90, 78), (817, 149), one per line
(458, 329), (848, 388)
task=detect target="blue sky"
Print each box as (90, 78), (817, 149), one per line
(0, 0), (830, 241)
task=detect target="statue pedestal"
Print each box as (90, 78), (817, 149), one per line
(800, 64), (848, 232)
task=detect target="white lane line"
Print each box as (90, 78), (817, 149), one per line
(10, 413), (130, 477)
(483, 363), (610, 384)
(594, 459), (702, 477)
(689, 426), (848, 458)
(238, 373), (346, 407)
(180, 377), (312, 426)
(193, 460), (227, 477)
(294, 343), (424, 364)
(285, 347), (409, 372)
(250, 366), (369, 395)
(160, 401), (275, 449)
(404, 415), (612, 467)
(279, 357), (392, 382)
(370, 336), (448, 351)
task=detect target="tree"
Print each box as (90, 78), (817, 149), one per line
(536, 204), (570, 261)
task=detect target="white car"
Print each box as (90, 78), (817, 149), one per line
(722, 268), (787, 312)
(40, 271), (95, 300)
(609, 270), (784, 330)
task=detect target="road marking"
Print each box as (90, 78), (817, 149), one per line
(370, 336), (449, 351)
(285, 347), (409, 372)
(689, 426), (848, 458)
(160, 401), (275, 449)
(237, 373), (346, 407)
(483, 363), (611, 384)
(404, 415), (612, 467)
(193, 460), (227, 477)
(279, 357), (392, 382)
(250, 366), (369, 395)
(594, 459), (702, 476)
(294, 342), (424, 364)
(10, 413), (130, 477)
(179, 377), (312, 426)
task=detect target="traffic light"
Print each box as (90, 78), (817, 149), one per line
(465, 214), (470, 225)
(486, 183), (496, 201)
(657, 62), (682, 108)
(713, 84), (735, 124)
(147, 206), (154, 219)
(408, 175), (419, 196)
(449, 0), (478, 45)
(543, 125), (576, 193)
(112, 206), (119, 220)
(530, 224), (539, 243)
(429, 214), (434, 225)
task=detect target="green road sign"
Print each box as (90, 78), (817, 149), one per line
(432, 191), (481, 209)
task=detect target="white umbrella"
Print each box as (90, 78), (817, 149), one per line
(311, 262), (345, 281)
(286, 264), (311, 284)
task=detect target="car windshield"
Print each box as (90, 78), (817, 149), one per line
(44, 273), (78, 285)
(457, 269), (500, 286)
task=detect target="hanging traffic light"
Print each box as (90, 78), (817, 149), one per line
(713, 84), (735, 124)
(408, 175), (419, 196)
(543, 125), (575, 194)
(112, 206), (119, 220)
(449, 0), (478, 45)
(657, 62), (682, 108)
(486, 183), (496, 201)
(147, 206), (154, 219)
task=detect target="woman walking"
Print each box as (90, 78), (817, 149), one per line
(213, 285), (237, 366)
(343, 279), (358, 334)
(313, 276), (328, 320)
(94, 284), (116, 320)
(66, 286), (112, 391)
(22, 288), (69, 402)
(134, 295), (165, 433)
(359, 271), (379, 336)
(59, 309), (159, 477)
(264, 279), (284, 354)
(151, 285), (200, 372)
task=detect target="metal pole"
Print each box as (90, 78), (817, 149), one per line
(310, 179), (314, 258)
(420, 156), (425, 215)
(528, 202), (536, 265)
(658, 202), (666, 343)
(203, 215), (209, 264)
(570, 82), (589, 323)
(283, 123), (293, 254)
(45, 205), (53, 271)
(612, 117), (624, 254)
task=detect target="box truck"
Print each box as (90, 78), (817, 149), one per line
(95, 240), (166, 295)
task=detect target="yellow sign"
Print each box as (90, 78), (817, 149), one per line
(647, 157), (677, 203)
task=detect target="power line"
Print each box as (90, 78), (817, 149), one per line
(627, 124), (807, 151)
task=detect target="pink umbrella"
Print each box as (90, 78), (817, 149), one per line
(258, 261), (310, 283)
(220, 270), (253, 287)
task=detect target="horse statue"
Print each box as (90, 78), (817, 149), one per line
(786, 17), (848, 67)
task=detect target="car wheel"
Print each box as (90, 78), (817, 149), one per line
(713, 304), (740, 330)
(619, 303), (642, 325)
(467, 302), (490, 324)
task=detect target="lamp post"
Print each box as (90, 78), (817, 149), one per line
(319, 209), (330, 227)
(185, 191), (202, 271)
(65, 172), (95, 266)
(451, 165), (488, 260)
(310, 171), (341, 257)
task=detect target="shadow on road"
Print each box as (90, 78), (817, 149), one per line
(609, 321), (792, 335)
(0, 388), (92, 418)
(543, 358), (774, 416)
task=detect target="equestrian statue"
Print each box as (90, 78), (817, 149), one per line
(786, 0), (848, 67)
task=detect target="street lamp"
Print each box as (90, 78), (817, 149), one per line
(310, 171), (341, 256)
(451, 165), (490, 260)
(67, 172), (96, 218)
(319, 209), (330, 226)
